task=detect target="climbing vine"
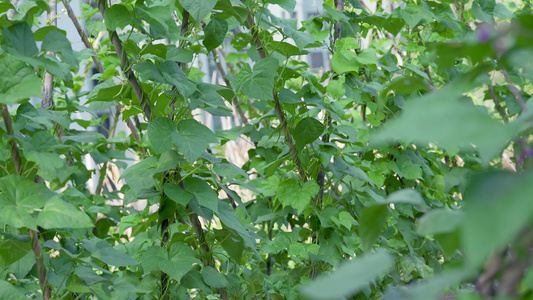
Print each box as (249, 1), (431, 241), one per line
(0, 0), (533, 299)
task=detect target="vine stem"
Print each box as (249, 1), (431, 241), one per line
(32, 2), (57, 295)
(212, 48), (248, 124)
(178, 176), (227, 299)
(41, 0), (56, 109)
(1, 105), (21, 175)
(496, 229), (533, 296)
(2, 104), (51, 299)
(244, 4), (306, 181)
(489, 85), (509, 123)
(273, 92), (307, 180)
(95, 107), (121, 195)
(168, 10), (190, 117)
(98, 0), (152, 120)
(64, 0), (145, 192)
(310, 0), (345, 281)
(30, 230), (52, 300)
(162, 10), (228, 298)
(218, 48), (258, 115)
(64, 0), (142, 142)
(498, 62), (529, 113)
(62, 0), (103, 73)
(158, 10), (192, 299)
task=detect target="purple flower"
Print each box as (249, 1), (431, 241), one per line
(477, 24), (491, 42)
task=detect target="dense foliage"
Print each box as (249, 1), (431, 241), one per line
(1, 0), (533, 299)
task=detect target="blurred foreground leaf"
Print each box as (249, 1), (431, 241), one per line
(299, 249), (394, 299)
(461, 171), (533, 267)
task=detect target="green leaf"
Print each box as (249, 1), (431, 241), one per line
(180, 0), (218, 22)
(164, 183), (192, 206)
(182, 269), (212, 293)
(0, 56), (42, 104)
(37, 197), (94, 229)
(278, 88), (301, 104)
(147, 117), (176, 154)
(299, 249), (394, 299)
(267, 0), (296, 14)
(336, 124), (358, 142)
(493, 3), (514, 19)
(383, 268), (473, 300)
(331, 37), (360, 73)
(403, 65), (429, 80)
(92, 240), (138, 267)
(22, 107), (71, 129)
(204, 18), (228, 52)
(334, 157), (374, 186)
(384, 76), (427, 94)
(185, 177), (219, 213)
(417, 209), (463, 236)
(167, 48), (194, 63)
(503, 94), (521, 115)
(237, 58), (279, 100)
(471, 2), (493, 24)
(155, 150), (181, 171)
(276, 179), (319, 214)
(293, 117), (324, 148)
(461, 171), (533, 268)
(22, 132), (67, 175)
(6, 251), (34, 283)
(254, 57), (279, 73)
(143, 44), (168, 59)
(0, 239), (31, 268)
(283, 25), (314, 50)
(386, 189), (427, 207)
(326, 77), (346, 99)
(0, 204), (37, 230)
(202, 266), (228, 288)
(193, 83), (233, 116)
(359, 204), (389, 251)
(104, 4), (135, 30)
(0, 280), (28, 300)
(172, 119), (217, 163)
(23, 131), (61, 152)
(217, 201), (255, 249)
(331, 211), (357, 230)
(323, 2), (349, 22)
(140, 245), (167, 273)
(160, 60), (197, 98)
(26, 153), (65, 178)
(34, 26), (67, 41)
(118, 213), (143, 235)
(134, 61), (197, 97)
(271, 41), (307, 57)
(240, 70), (275, 100)
(356, 48), (378, 65)
(331, 50), (359, 74)
(0, 175), (54, 210)
(119, 156), (158, 193)
(213, 162), (248, 179)
(0, 3), (15, 14)
(162, 243), (201, 281)
(372, 73), (518, 162)
(41, 31), (77, 65)
(398, 4), (428, 28)
(2, 22), (38, 57)
(20, 55), (69, 78)
(135, 4), (172, 37)
(133, 61), (166, 83)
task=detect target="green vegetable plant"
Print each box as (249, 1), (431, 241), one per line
(1, 0), (533, 299)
